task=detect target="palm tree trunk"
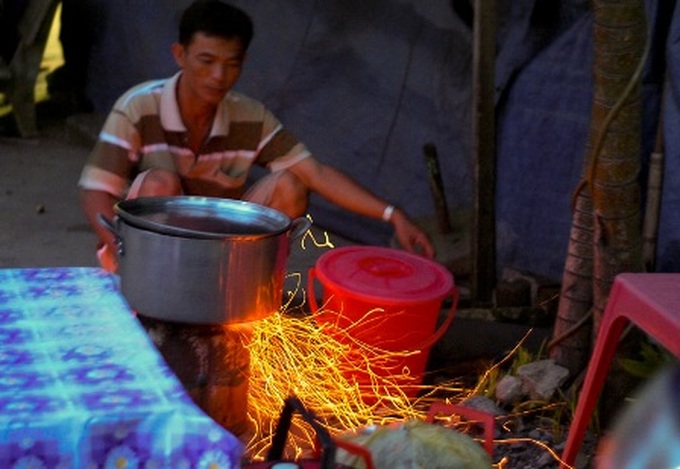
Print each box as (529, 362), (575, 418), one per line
(550, 0), (646, 375)
(549, 186), (594, 376)
(590, 0), (646, 333)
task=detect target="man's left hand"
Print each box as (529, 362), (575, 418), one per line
(391, 209), (435, 258)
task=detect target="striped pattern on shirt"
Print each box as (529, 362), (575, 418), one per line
(78, 72), (311, 199)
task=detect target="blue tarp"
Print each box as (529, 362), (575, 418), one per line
(659, 0), (680, 272)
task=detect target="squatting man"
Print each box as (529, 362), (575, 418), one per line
(78, 0), (435, 271)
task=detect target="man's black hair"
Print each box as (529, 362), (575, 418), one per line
(179, 0), (254, 49)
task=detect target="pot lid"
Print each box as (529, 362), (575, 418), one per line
(115, 196), (291, 239)
(314, 246), (454, 303)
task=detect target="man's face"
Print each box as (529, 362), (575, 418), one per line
(173, 32), (246, 106)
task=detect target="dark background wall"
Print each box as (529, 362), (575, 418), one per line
(64, 0), (678, 282)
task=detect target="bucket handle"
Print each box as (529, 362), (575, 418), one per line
(417, 286), (458, 350)
(308, 266), (459, 350)
(308, 266), (321, 312)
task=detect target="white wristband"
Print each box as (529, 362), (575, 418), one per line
(382, 204), (395, 222)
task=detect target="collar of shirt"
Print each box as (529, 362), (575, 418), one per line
(159, 72), (231, 138)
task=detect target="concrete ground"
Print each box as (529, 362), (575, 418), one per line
(0, 112), (98, 268)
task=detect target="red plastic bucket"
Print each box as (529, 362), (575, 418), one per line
(308, 246), (457, 400)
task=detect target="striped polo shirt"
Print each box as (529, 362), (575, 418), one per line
(78, 72), (311, 199)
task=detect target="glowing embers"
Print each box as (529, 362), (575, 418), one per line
(244, 308), (469, 460)
(243, 307), (575, 467)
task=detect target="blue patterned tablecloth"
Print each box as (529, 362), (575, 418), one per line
(0, 267), (244, 468)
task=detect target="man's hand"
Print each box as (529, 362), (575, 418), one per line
(286, 158), (436, 258)
(391, 209), (435, 258)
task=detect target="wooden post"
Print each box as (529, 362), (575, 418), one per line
(642, 121), (665, 271)
(423, 143), (453, 234)
(471, 0), (496, 304)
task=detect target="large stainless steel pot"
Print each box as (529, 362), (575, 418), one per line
(100, 196), (311, 325)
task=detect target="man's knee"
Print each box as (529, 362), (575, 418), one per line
(272, 171), (308, 218)
(134, 169), (182, 197)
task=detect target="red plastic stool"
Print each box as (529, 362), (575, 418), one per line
(561, 273), (680, 468)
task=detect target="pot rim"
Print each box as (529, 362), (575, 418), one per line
(114, 196), (292, 240)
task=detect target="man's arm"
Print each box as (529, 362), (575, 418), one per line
(286, 156), (435, 257)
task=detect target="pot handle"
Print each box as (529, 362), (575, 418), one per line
(97, 213), (117, 234)
(289, 216), (312, 239)
(267, 396), (338, 469)
(97, 214), (125, 256)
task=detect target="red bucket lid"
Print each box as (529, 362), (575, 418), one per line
(314, 246), (454, 304)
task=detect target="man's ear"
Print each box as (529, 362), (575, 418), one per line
(171, 43), (185, 67)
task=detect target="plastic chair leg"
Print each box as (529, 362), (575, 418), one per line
(560, 313), (629, 468)
(561, 273), (680, 468)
